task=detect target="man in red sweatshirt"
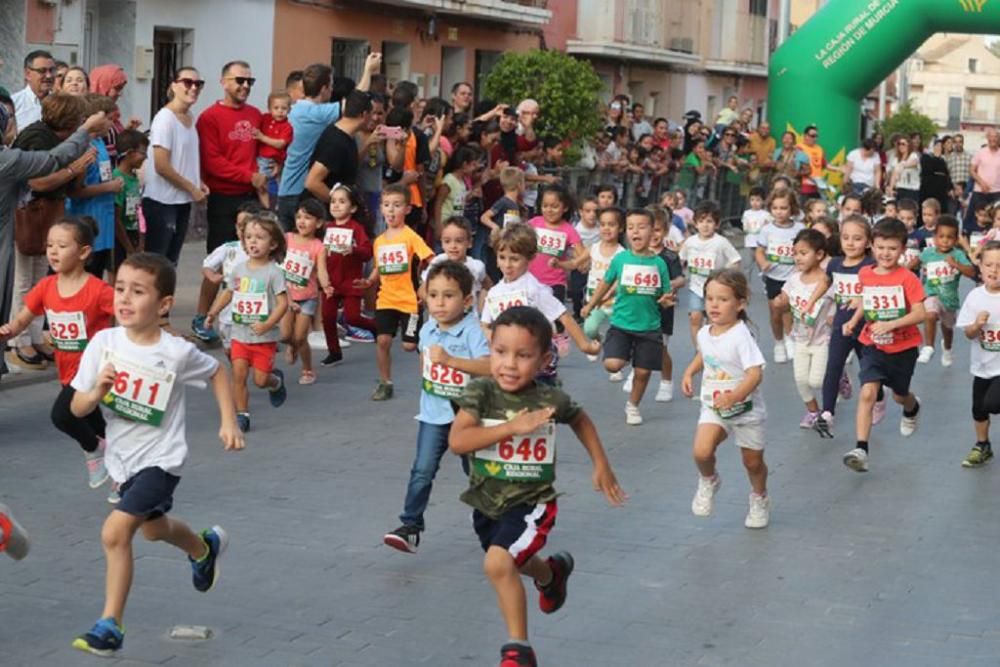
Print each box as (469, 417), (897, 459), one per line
(197, 60), (266, 253)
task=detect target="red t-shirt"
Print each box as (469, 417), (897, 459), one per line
(196, 101), (262, 195)
(24, 275), (115, 384)
(857, 265), (925, 353)
(258, 114), (293, 164)
(325, 219), (373, 296)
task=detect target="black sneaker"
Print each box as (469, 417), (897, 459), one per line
(236, 412), (250, 433)
(536, 551), (574, 613)
(268, 369), (287, 408)
(813, 411), (834, 439)
(499, 643), (537, 667)
(190, 525), (228, 592)
(72, 617), (124, 656)
(321, 351), (343, 366)
(383, 525), (421, 553)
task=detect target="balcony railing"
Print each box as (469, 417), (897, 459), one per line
(359, 0), (551, 26)
(963, 108), (1000, 125)
(573, 0), (699, 54)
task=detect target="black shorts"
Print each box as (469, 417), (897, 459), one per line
(375, 309), (421, 344)
(660, 307), (675, 337)
(859, 346), (919, 397)
(763, 276), (785, 301)
(112, 230), (141, 273)
(117, 467), (180, 521)
(603, 325), (663, 370)
(473, 500), (557, 567)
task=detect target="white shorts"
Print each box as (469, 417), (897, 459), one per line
(697, 408), (766, 451)
(924, 296), (956, 328)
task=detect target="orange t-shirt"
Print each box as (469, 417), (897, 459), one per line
(857, 265), (925, 354)
(797, 142), (825, 193)
(373, 225), (433, 313)
(404, 132), (423, 208)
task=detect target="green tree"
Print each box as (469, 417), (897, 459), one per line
(482, 50), (603, 149)
(876, 101), (938, 145)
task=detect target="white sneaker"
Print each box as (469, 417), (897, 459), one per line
(900, 397), (920, 437)
(586, 354), (599, 362)
(622, 369), (635, 393)
(941, 348), (953, 367)
(745, 493), (770, 529)
(625, 401), (643, 425)
(773, 342), (788, 364)
(842, 447), (869, 472)
(917, 345), (934, 364)
(608, 370), (624, 382)
(691, 474), (721, 516)
(784, 337), (795, 358)
(655, 381), (673, 403)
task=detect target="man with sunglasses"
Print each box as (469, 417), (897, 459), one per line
(797, 125), (826, 198)
(12, 50), (56, 134)
(196, 60), (265, 254)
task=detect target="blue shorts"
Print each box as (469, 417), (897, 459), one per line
(473, 500), (557, 567)
(295, 297), (318, 317)
(117, 467), (180, 521)
(687, 289), (705, 313)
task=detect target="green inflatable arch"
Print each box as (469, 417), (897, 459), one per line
(769, 0), (995, 168)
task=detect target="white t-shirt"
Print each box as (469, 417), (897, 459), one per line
(888, 152), (921, 191)
(12, 86), (42, 133)
(664, 224), (685, 252)
(587, 242), (626, 312)
(697, 321), (767, 425)
(202, 241), (248, 325)
(741, 208), (771, 248)
(957, 285), (1000, 378)
(70, 327), (220, 483)
(757, 221), (806, 281)
(421, 253), (488, 299)
(781, 271), (835, 346)
(846, 148), (879, 187)
(575, 221), (601, 248)
(144, 107), (201, 204)
(481, 271), (565, 325)
(679, 234), (741, 297)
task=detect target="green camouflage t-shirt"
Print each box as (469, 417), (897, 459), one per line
(455, 377), (581, 519)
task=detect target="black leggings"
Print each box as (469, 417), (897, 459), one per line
(51, 384), (106, 453)
(973, 376), (1000, 422)
(822, 325), (882, 415)
(552, 284), (567, 333)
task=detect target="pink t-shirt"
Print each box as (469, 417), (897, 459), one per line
(283, 233), (325, 301)
(527, 216), (582, 288)
(973, 146), (1000, 193)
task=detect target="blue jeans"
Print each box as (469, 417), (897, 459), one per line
(399, 421), (454, 530)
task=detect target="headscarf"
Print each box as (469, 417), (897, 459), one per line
(89, 65), (127, 96)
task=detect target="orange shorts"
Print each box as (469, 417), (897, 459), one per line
(230, 340), (277, 374)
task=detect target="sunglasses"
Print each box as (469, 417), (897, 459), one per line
(28, 66), (56, 75)
(226, 76), (256, 87)
(175, 78), (206, 90)
(806, 132), (818, 138)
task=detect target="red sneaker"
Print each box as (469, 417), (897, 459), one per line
(535, 551), (574, 614)
(499, 643), (537, 667)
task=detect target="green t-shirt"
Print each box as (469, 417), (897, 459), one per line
(919, 246), (970, 310)
(601, 250), (671, 333)
(113, 168), (141, 232)
(455, 377), (581, 519)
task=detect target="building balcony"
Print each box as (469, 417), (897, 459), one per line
(705, 11), (771, 77)
(963, 108), (1000, 125)
(361, 0), (551, 26)
(566, 0), (700, 67)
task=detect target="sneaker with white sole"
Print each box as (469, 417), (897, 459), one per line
(744, 493), (770, 529)
(799, 411), (819, 429)
(814, 411), (834, 438)
(917, 345), (934, 364)
(622, 369), (635, 393)
(691, 474), (721, 516)
(586, 354), (599, 362)
(842, 447), (869, 472)
(784, 337), (795, 358)
(872, 397), (887, 425)
(773, 342), (788, 364)
(625, 401), (643, 425)
(941, 348), (953, 367)
(84, 440), (109, 489)
(608, 370), (624, 382)
(900, 397), (920, 437)
(0, 503), (31, 560)
(655, 381), (673, 402)
(838, 373), (853, 400)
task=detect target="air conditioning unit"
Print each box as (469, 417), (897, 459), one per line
(669, 37), (694, 53)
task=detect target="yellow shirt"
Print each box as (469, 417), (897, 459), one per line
(373, 226), (434, 313)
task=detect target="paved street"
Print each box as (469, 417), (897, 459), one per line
(3, 243), (1000, 667)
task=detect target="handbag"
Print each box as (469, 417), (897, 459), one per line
(14, 196), (64, 256)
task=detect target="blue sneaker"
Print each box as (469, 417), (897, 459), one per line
(346, 326), (375, 343)
(72, 617), (124, 656)
(190, 525), (228, 592)
(236, 412), (250, 433)
(268, 369), (287, 407)
(191, 314), (219, 342)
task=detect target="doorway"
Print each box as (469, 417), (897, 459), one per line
(331, 38), (369, 81)
(382, 41), (411, 89)
(151, 28), (192, 118)
(441, 46), (466, 99)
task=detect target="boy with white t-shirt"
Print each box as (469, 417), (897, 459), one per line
(201, 211), (250, 352)
(679, 200), (741, 346)
(69, 254), (244, 657)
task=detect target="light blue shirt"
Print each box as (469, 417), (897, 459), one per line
(417, 310), (490, 425)
(66, 139), (115, 251)
(277, 99), (340, 197)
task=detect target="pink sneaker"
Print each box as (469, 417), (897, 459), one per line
(554, 333), (571, 358)
(872, 397), (887, 425)
(838, 373), (853, 400)
(799, 411), (819, 429)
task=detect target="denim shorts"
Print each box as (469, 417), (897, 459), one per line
(295, 298), (318, 317)
(687, 289), (705, 313)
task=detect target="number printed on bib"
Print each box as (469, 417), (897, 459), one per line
(46, 310), (88, 351)
(863, 284), (905, 321)
(981, 323), (1000, 352)
(788, 283), (823, 327)
(832, 273), (862, 305)
(701, 377), (752, 419)
(971, 232), (986, 248)
(473, 418), (555, 482)
(324, 227), (354, 253)
(282, 249), (314, 287)
(487, 289), (528, 320)
(99, 160), (113, 182)
(377, 243), (409, 274)
(502, 211), (521, 227)
(925, 260), (958, 286)
(421, 354), (467, 398)
(536, 228), (567, 256)
(125, 193), (139, 218)
(621, 263), (661, 296)
(766, 241), (795, 265)
(100, 349), (175, 426)
(232, 290), (269, 324)
(901, 247), (921, 266)
(687, 251), (715, 276)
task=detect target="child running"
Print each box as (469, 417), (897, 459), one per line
(419, 216), (492, 314)
(583, 209), (673, 425)
(841, 218), (926, 472)
(281, 199), (330, 384)
(69, 253), (244, 656)
(0, 218), (114, 491)
(582, 206), (626, 372)
(679, 200), (741, 347)
(569, 195), (601, 321)
(756, 189), (806, 363)
(383, 261), (491, 553)
(448, 305), (626, 667)
(356, 183), (435, 400)
(111, 130), (148, 278)
(957, 241), (1000, 467)
(916, 215), (974, 366)
(200, 210), (250, 356)
(206, 213), (289, 432)
(898, 199), (922, 270)
(740, 186), (769, 266)
(777, 229), (835, 428)
(681, 269), (770, 528)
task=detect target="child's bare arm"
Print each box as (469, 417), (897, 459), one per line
(209, 364), (244, 451)
(70, 364), (117, 417)
(448, 407), (555, 455)
(568, 410), (626, 506)
(0, 306), (39, 343)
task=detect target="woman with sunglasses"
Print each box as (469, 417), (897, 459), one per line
(142, 67), (207, 266)
(887, 133), (921, 205)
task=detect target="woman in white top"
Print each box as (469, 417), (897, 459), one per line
(843, 138), (882, 196)
(142, 67), (206, 265)
(887, 134), (921, 205)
